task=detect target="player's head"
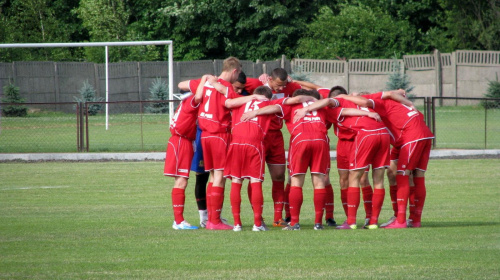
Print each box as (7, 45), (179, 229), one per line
(329, 86), (347, 98)
(268, 68), (288, 92)
(232, 71), (247, 95)
(292, 89), (320, 99)
(254, 86), (272, 99)
(222, 56), (242, 83)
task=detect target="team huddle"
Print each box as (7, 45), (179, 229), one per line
(164, 57), (434, 231)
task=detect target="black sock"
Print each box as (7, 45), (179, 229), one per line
(194, 172), (209, 210)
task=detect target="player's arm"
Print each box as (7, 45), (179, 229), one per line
(206, 75), (230, 96)
(225, 94), (268, 109)
(293, 80), (321, 90)
(341, 108), (381, 122)
(194, 75), (210, 104)
(381, 89), (415, 108)
(292, 98), (338, 123)
(241, 104), (281, 122)
(335, 94), (373, 108)
(178, 80), (190, 92)
(282, 95), (317, 105)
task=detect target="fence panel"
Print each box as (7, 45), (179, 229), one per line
(431, 97), (500, 149)
(0, 102), (80, 152)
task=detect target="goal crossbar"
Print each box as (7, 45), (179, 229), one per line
(0, 40), (175, 128)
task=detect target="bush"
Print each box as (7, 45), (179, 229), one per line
(146, 78), (169, 114)
(74, 80), (103, 116)
(1, 83), (27, 117)
(481, 73), (500, 109)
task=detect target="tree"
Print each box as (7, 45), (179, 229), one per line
(74, 80), (103, 116)
(1, 83), (27, 117)
(386, 56), (415, 97)
(296, 5), (416, 59)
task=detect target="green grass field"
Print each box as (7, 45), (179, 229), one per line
(1, 159), (499, 279)
(1, 105), (499, 152)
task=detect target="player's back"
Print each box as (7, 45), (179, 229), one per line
(169, 95), (199, 140)
(231, 99), (274, 142)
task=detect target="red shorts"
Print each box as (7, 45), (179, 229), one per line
(263, 130), (286, 165)
(336, 139), (354, 170)
(390, 146), (400, 161)
(164, 135), (194, 178)
(397, 139), (432, 172)
(201, 131), (231, 171)
(288, 136), (329, 176)
(349, 129), (391, 170)
(224, 138), (265, 181)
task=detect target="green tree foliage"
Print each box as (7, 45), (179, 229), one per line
(146, 78), (169, 114)
(1, 83), (27, 117)
(425, 0), (500, 52)
(74, 80), (103, 116)
(296, 5), (415, 59)
(481, 73), (500, 109)
(386, 56), (415, 97)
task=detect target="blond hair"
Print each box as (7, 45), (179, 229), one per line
(222, 56), (242, 72)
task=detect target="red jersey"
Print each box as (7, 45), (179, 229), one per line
(336, 99), (387, 131)
(230, 99), (280, 142)
(324, 99), (357, 141)
(245, 78), (302, 131)
(169, 94), (199, 140)
(364, 92), (434, 147)
(188, 78), (238, 133)
(278, 100), (333, 143)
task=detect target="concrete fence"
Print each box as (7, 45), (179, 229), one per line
(1, 50), (499, 106)
(292, 50), (500, 99)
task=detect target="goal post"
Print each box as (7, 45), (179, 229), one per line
(0, 40), (175, 128)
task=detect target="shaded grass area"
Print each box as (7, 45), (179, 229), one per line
(1, 159), (499, 279)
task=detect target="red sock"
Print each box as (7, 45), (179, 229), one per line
(288, 186), (303, 226)
(314, 188), (327, 224)
(324, 184), (334, 220)
(389, 184), (398, 216)
(272, 181), (285, 222)
(284, 183), (291, 219)
(230, 182), (243, 226)
(210, 186), (224, 224)
(412, 177), (426, 223)
(206, 182), (213, 222)
(250, 182), (264, 227)
(395, 175), (410, 224)
(370, 188), (385, 225)
(341, 188), (348, 216)
(347, 187), (360, 225)
(172, 188), (185, 224)
(362, 186), (373, 219)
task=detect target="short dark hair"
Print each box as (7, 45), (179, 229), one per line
(292, 89), (320, 99)
(329, 86), (347, 97)
(254, 86), (273, 99)
(271, 68), (288, 81)
(237, 71), (247, 84)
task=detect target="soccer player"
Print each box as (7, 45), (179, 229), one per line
(338, 90), (434, 228)
(294, 94), (390, 230)
(244, 68), (303, 227)
(223, 86), (278, 231)
(164, 76), (212, 230)
(178, 56), (242, 230)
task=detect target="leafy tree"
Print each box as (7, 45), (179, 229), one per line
(1, 83), (28, 117)
(296, 5), (416, 59)
(425, 0), (500, 51)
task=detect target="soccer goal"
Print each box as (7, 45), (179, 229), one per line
(0, 41), (175, 128)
